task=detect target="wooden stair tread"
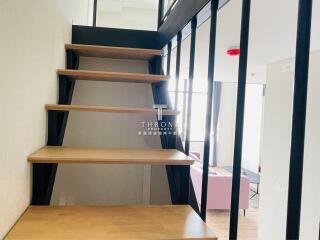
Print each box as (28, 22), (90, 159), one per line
(46, 104), (179, 116)
(28, 146), (194, 165)
(58, 69), (169, 83)
(45, 104), (178, 115)
(66, 44), (163, 60)
(6, 205), (217, 240)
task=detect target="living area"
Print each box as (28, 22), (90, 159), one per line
(166, 0), (320, 239)
(166, 5), (264, 236)
(178, 79), (263, 238)
(185, 80), (263, 212)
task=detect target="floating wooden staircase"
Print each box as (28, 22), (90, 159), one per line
(6, 42), (216, 239)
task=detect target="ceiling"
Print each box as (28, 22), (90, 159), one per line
(191, 0), (320, 84)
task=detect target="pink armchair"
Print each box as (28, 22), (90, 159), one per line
(191, 165), (250, 213)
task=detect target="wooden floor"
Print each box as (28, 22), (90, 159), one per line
(206, 208), (258, 240)
(6, 205), (217, 240)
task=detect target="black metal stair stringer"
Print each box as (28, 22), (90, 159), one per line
(149, 56), (199, 213)
(31, 50), (79, 205)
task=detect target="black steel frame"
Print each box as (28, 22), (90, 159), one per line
(32, 51), (79, 205)
(286, 0), (313, 239)
(184, 16), (197, 156)
(93, 0), (98, 27)
(200, 0), (219, 221)
(166, 41), (172, 75)
(229, 0), (251, 238)
(174, 31), (182, 111)
(72, 25), (160, 49)
(158, 0), (165, 29)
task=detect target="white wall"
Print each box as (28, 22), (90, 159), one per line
(0, 0), (86, 238)
(258, 51), (320, 240)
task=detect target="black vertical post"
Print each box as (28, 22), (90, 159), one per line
(173, 32), (182, 149)
(167, 41), (172, 76)
(174, 31), (182, 111)
(181, 78), (188, 141)
(185, 17), (197, 156)
(158, 0), (164, 29)
(286, 0), (312, 239)
(229, 0), (251, 239)
(93, 0), (98, 27)
(200, 0), (218, 221)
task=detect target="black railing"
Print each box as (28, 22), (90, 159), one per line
(229, 0), (251, 238)
(157, 0), (313, 239)
(174, 32), (182, 112)
(286, 0), (313, 239)
(87, 0), (314, 239)
(200, 0), (219, 221)
(184, 17), (197, 156)
(158, 0), (165, 29)
(93, 0), (98, 27)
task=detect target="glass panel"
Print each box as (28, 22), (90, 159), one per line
(168, 41), (177, 92)
(190, 93), (207, 142)
(96, 0), (158, 30)
(193, 18), (210, 93)
(71, 0), (94, 26)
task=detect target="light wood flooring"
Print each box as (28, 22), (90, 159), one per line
(207, 190), (259, 240)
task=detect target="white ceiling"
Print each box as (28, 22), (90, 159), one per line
(98, 0), (158, 13)
(193, 0), (320, 84)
